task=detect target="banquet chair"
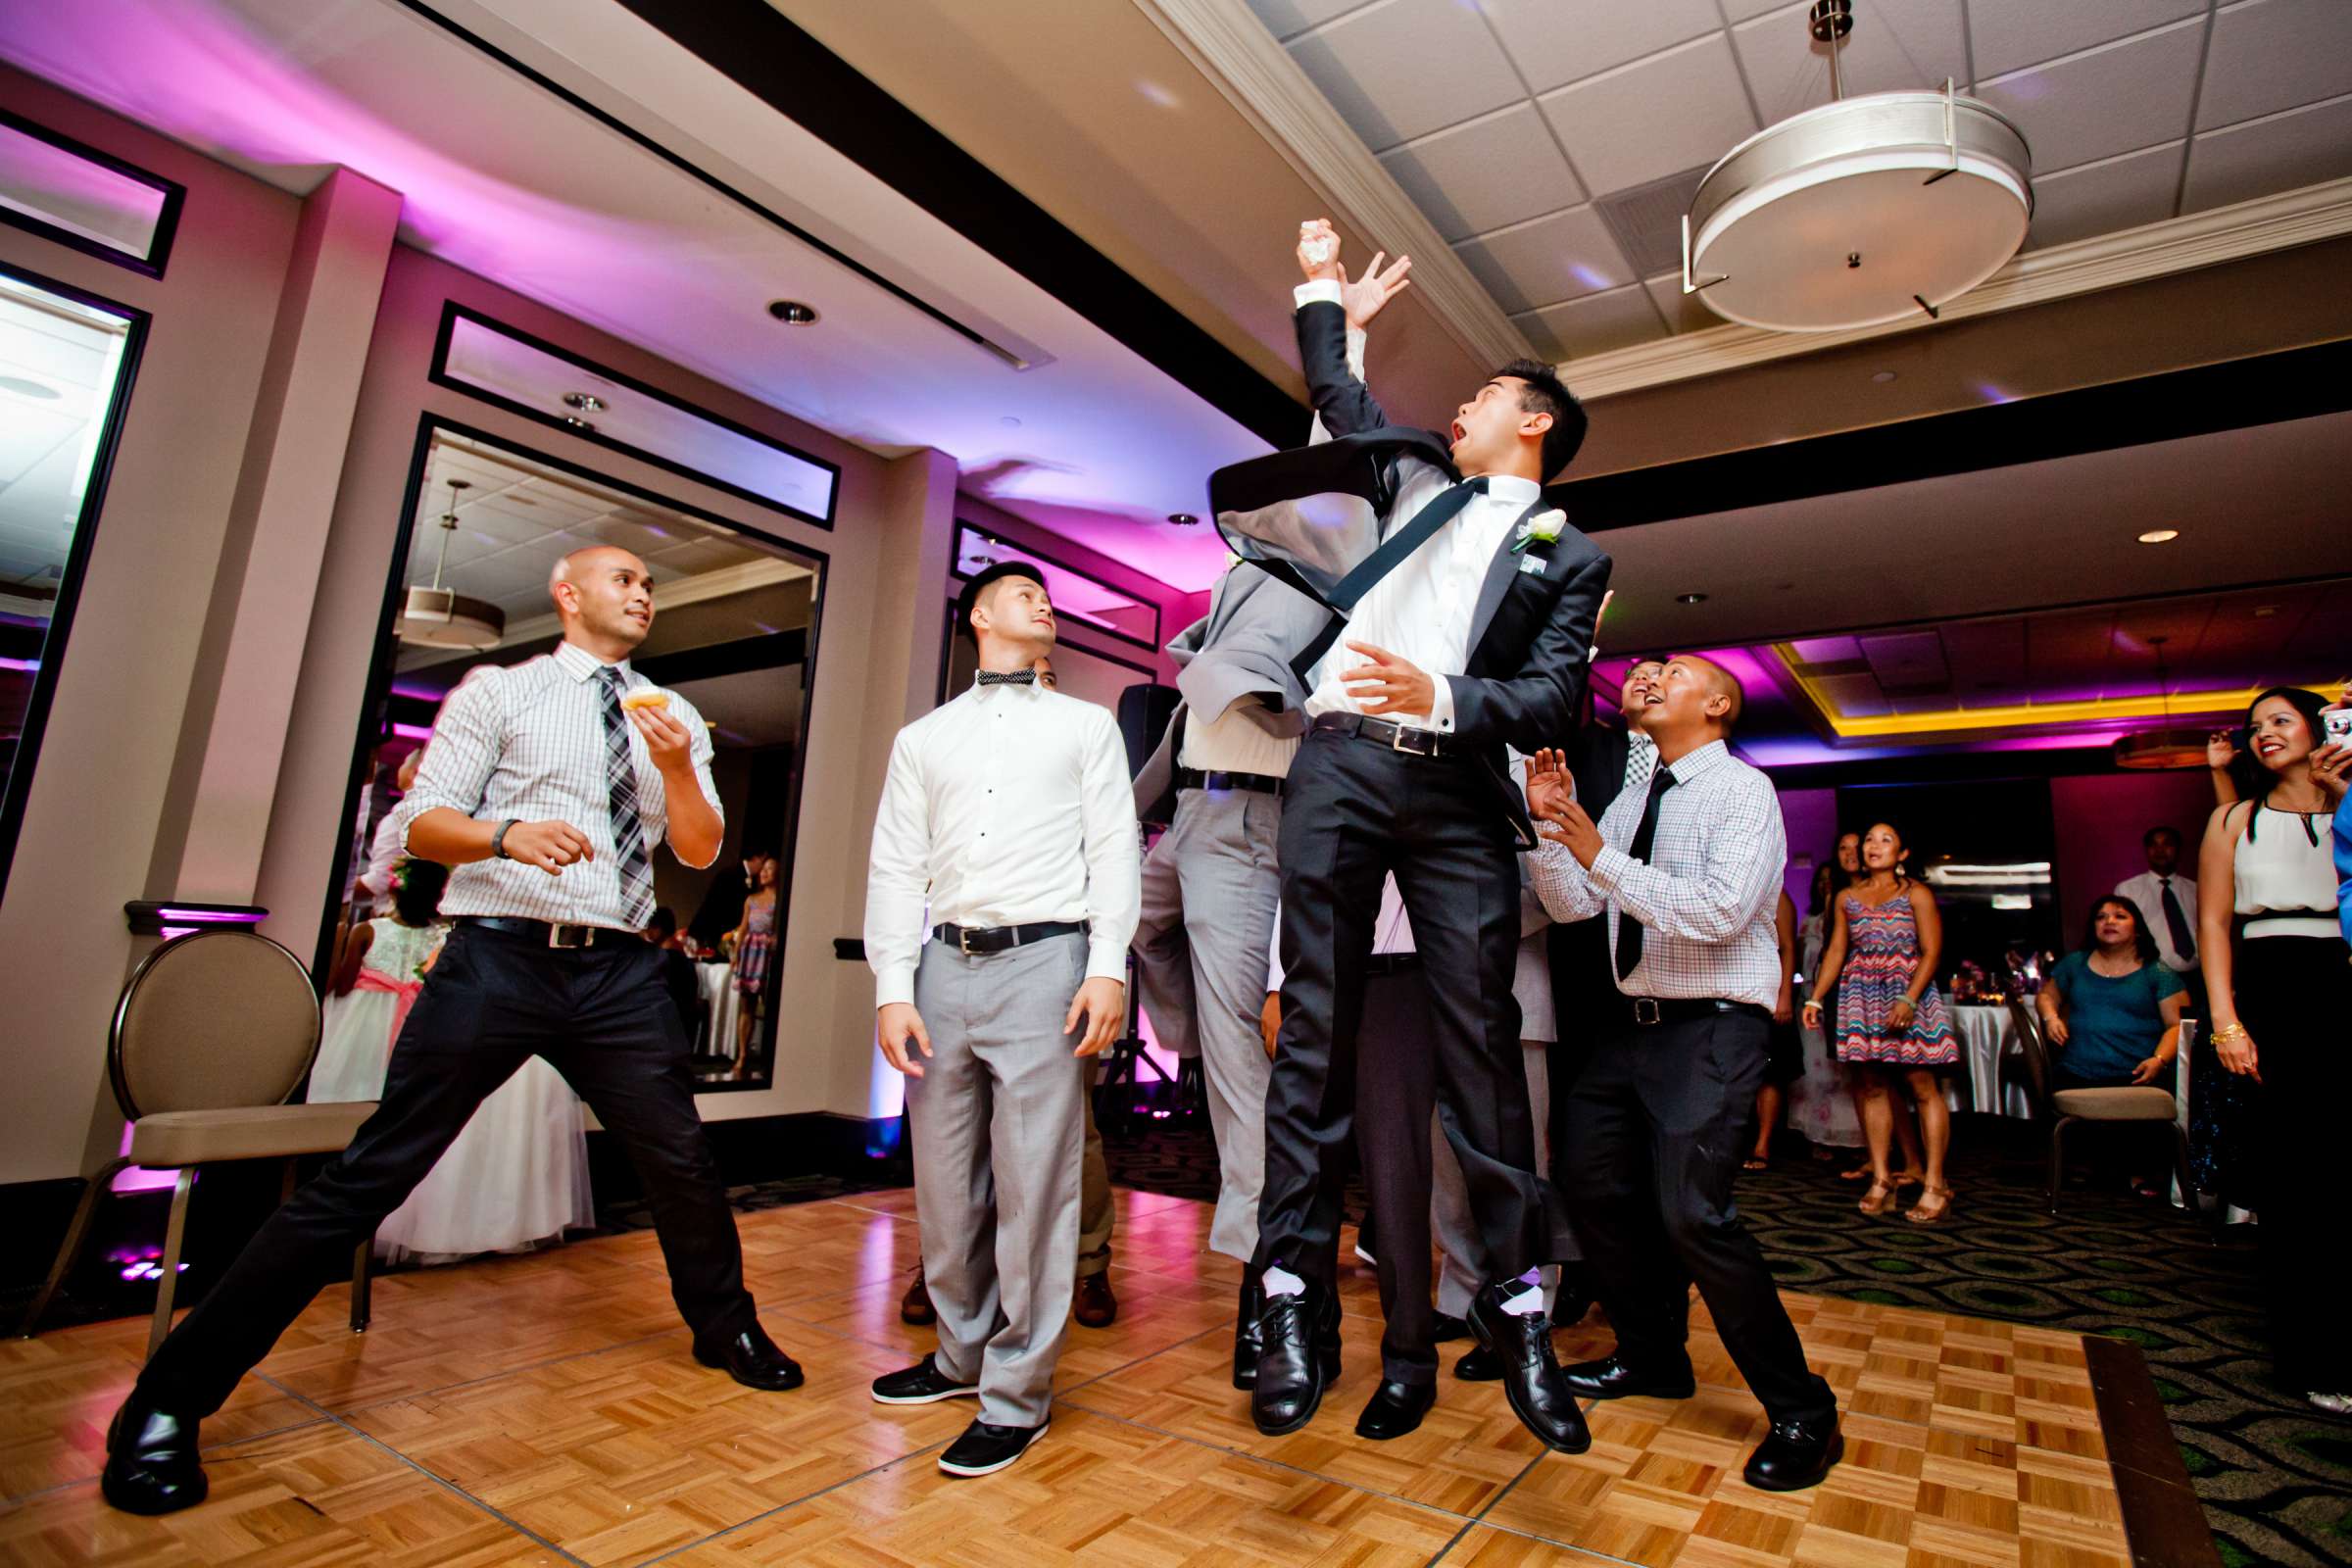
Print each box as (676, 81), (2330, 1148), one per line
(2006, 997), (2201, 1227)
(17, 928), (380, 1358)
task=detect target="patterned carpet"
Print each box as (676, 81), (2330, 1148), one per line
(1096, 1106), (2352, 1568)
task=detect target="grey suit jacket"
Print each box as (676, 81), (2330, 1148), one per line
(1132, 561), (1323, 825)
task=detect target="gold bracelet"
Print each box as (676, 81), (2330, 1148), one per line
(2208, 1022), (2247, 1046)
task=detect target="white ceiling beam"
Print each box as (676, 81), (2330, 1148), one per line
(1132, 0), (1534, 370)
(1562, 174), (2352, 401)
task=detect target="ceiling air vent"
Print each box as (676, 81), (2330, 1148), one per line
(1593, 167), (1713, 281)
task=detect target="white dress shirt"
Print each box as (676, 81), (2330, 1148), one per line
(2114, 869), (2199, 973)
(865, 675), (1142, 1009)
(1268, 875), (1414, 990)
(1178, 699), (1299, 778)
(393, 639), (721, 929)
(1530, 739), (1787, 1008)
(1294, 278), (1538, 737)
(357, 808), (404, 900)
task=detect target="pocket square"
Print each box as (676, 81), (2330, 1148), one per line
(1517, 553), (1548, 576)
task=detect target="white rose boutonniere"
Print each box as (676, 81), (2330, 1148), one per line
(1512, 509), (1566, 555)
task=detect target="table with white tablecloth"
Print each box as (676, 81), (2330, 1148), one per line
(1947, 1004), (2034, 1118)
(694, 959), (744, 1060)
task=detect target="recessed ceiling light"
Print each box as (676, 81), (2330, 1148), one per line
(1166, 513), (1200, 527)
(1677, 592), (1708, 604)
(2252, 605), (2278, 619)
(766, 300), (818, 325)
(561, 415), (597, 432)
(562, 391), (607, 413)
(1871, 369), (1897, 383)
(2137, 528), (2180, 544)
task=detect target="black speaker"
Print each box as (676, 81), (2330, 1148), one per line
(1116, 682), (1180, 778)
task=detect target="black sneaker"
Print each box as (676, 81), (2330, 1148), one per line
(870, 1353), (979, 1405)
(938, 1417), (1049, 1476)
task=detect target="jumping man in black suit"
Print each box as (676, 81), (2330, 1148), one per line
(1217, 220), (1612, 1451)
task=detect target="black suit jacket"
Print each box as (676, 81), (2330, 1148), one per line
(1206, 299), (1614, 844)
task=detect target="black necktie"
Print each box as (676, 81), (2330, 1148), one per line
(976, 669), (1036, 687)
(1614, 767), (1679, 981)
(2158, 877), (2195, 962)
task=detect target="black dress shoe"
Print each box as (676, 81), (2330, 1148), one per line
(101, 1396), (207, 1516)
(870, 1352), (980, 1404)
(1233, 1279), (1264, 1391)
(1452, 1345), (1500, 1382)
(938, 1416), (1050, 1476)
(1354, 1379), (1437, 1440)
(693, 1322), (805, 1391)
(1743, 1413), (1843, 1492)
(1250, 1278), (1341, 1436)
(1431, 1312), (1472, 1344)
(1558, 1353), (1696, 1402)
(1467, 1285), (1590, 1453)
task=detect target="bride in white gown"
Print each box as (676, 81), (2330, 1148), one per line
(310, 858), (594, 1265)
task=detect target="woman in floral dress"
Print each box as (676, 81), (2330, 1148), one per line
(1804, 822), (1958, 1223)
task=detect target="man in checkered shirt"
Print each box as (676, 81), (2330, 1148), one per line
(103, 546), (805, 1518)
(1524, 654), (1843, 1494)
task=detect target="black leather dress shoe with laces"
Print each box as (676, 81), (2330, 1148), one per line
(1233, 1279), (1264, 1390)
(1250, 1278), (1341, 1435)
(1354, 1379), (1437, 1440)
(1452, 1345), (1500, 1381)
(101, 1396), (207, 1516)
(1467, 1284), (1590, 1453)
(1742, 1413), (1843, 1492)
(1557, 1352), (1697, 1402)
(692, 1322), (806, 1391)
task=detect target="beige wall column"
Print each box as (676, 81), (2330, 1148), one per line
(153, 168), (403, 903)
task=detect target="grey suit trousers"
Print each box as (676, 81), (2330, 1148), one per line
(1133, 787), (1281, 1261)
(906, 933), (1088, 1427)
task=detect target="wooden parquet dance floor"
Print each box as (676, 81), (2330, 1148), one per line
(0, 1186), (2180, 1567)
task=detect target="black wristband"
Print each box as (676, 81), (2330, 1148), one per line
(491, 818), (520, 860)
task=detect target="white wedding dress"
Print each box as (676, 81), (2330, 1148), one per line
(308, 918), (594, 1264)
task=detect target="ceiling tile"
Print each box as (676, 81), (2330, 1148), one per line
(1720, 0), (1799, 21)
(1966, 0), (2206, 80)
(2182, 91), (2352, 209)
(1378, 103), (1585, 241)
(1513, 284), (1667, 360)
(2024, 142), (2183, 248)
(1733, 0), (1969, 123)
(1245, 0), (1377, 42)
(1452, 204), (1635, 313)
(1538, 33), (1760, 196)
(1477, 0), (1723, 95)
(1977, 19), (2207, 173)
(1642, 270), (1723, 334)
(1285, 0), (1525, 151)
(2196, 0), (2352, 131)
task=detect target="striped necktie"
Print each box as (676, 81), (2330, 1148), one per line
(596, 668), (657, 928)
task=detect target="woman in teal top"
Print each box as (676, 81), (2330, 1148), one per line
(2038, 896), (2187, 1090)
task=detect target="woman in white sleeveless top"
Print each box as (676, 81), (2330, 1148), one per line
(2197, 687), (2351, 1415)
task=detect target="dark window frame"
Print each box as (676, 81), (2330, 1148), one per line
(428, 301), (842, 529)
(0, 107), (185, 279)
(0, 262), (148, 902)
(318, 414), (830, 1096)
(948, 521), (1164, 652)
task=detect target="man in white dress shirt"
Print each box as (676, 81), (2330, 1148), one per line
(2116, 826), (2201, 1008)
(864, 561), (1141, 1478)
(104, 546), (804, 1517)
(1526, 655), (1842, 1493)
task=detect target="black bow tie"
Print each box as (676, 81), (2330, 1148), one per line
(976, 669), (1036, 687)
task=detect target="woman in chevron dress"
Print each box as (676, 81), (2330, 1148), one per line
(1805, 822), (1958, 1224)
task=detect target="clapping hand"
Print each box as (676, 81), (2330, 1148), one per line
(1522, 748), (1575, 825)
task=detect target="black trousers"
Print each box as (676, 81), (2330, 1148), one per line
(136, 923), (757, 1418)
(1354, 962), (1442, 1386)
(1256, 727), (1565, 1289)
(1562, 1009), (1835, 1425)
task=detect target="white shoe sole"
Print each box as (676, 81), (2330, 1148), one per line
(938, 1423), (1047, 1476)
(871, 1384), (979, 1406)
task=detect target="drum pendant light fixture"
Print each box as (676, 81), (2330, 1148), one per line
(1683, 0), (2032, 333)
(2112, 636), (2208, 771)
(396, 478), (507, 651)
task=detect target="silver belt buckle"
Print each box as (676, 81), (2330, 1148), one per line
(548, 923), (591, 950)
(1389, 722), (1435, 757)
(1633, 997), (1661, 1026)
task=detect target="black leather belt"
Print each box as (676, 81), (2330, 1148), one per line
(1309, 710), (1461, 759)
(1616, 995), (1772, 1028)
(933, 919), (1084, 956)
(1362, 952), (1422, 977)
(459, 915), (628, 950)
(1175, 766), (1286, 798)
